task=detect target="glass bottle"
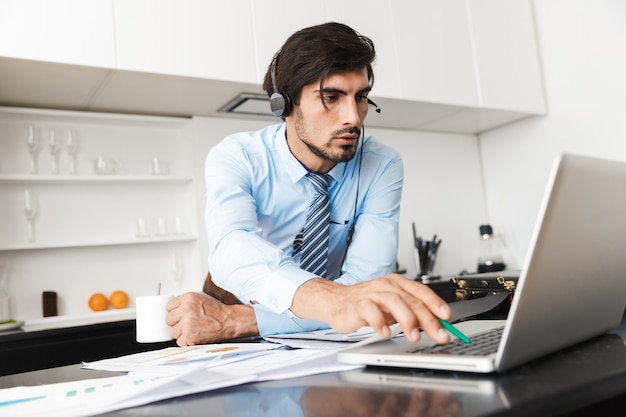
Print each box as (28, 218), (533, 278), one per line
(477, 224), (506, 273)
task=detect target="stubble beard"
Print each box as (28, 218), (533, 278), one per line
(294, 107), (359, 164)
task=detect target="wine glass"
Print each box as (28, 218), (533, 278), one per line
(48, 129), (62, 175)
(26, 125), (40, 174)
(24, 189), (38, 242)
(66, 129), (80, 175)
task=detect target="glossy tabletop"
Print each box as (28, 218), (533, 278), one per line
(2, 312), (626, 417)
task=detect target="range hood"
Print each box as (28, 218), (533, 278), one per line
(217, 93), (273, 118)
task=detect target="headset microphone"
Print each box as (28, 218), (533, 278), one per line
(367, 98), (382, 114)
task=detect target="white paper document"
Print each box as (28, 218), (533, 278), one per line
(264, 323), (404, 349)
(266, 326), (380, 342)
(0, 338), (367, 417)
(0, 366), (255, 417)
(82, 342), (277, 373)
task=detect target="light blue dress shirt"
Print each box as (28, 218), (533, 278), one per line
(205, 123), (403, 335)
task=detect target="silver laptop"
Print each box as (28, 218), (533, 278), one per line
(338, 153), (626, 373)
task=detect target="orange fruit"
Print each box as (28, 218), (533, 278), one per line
(88, 293), (108, 312)
(109, 290), (129, 309)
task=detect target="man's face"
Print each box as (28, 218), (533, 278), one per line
(285, 68), (371, 174)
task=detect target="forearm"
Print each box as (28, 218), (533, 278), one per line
(225, 304), (260, 339)
(184, 303), (260, 344)
(290, 278), (347, 327)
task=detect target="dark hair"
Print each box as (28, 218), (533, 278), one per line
(263, 22), (376, 108)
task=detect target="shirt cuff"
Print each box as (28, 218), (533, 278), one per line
(257, 266), (316, 313)
(253, 304), (330, 336)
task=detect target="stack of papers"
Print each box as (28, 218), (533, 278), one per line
(0, 326), (396, 417)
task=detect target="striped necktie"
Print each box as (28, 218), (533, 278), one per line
(300, 173), (330, 277)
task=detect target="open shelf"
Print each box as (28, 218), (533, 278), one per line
(21, 308), (137, 332)
(0, 234), (197, 251)
(0, 106), (203, 323)
(0, 174), (193, 183)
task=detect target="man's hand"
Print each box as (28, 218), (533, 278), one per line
(166, 292), (259, 346)
(291, 273), (452, 344)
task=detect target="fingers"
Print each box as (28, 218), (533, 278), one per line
(356, 298), (393, 338)
(365, 291), (450, 344)
(166, 291), (200, 312)
(165, 295), (180, 312)
(390, 274), (452, 319)
(165, 292), (214, 345)
(343, 274), (452, 344)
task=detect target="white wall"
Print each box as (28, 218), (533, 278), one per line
(479, 0), (626, 268)
(370, 127), (485, 277)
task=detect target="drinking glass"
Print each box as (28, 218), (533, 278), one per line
(66, 129), (80, 175)
(48, 129), (62, 174)
(26, 125), (40, 174)
(24, 189), (37, 242)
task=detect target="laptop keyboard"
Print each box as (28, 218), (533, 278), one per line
(409, 325), (505, 356)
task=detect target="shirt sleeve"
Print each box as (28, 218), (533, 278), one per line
(204, 136), (315, 314)
(335, 150), (404, 285)
(253, 304), (330, 336)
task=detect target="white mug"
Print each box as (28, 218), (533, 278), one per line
(135, 295), (174, 343)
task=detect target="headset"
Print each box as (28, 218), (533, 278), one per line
(269, 50), (382, 118)
(269, 50), (292, 117)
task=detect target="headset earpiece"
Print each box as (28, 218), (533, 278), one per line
(270, 51), (292, 118)
(270, 91), (291, 118)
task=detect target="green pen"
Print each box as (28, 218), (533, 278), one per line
(438, 318), (471, 344)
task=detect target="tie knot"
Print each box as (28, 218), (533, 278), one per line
(306, 173), (329, 195)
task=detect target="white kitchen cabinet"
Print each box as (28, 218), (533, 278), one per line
(0, 0), (116, 112)
(392, 0), (479, 107)
(322, 0), (545, 130)
(390, 0), (546, 132)
(0, 0), (545, 134)
(468, 0), (546, 114)
(113, 0), (257, 83)
(0, 107), (203, 323)
(391, 0), (545, 113)
(0, 0), (115, 68)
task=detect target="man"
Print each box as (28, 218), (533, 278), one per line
(166, 22), (452, 346)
